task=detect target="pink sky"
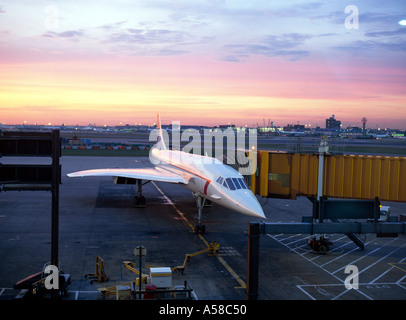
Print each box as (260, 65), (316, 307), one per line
(2, 54), (404, 129)
(1, 1), (405, 129)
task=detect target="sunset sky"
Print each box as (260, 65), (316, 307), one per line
(0, 1), (405, 128)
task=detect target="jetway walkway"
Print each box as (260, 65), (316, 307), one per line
(250, 149), (406, 202)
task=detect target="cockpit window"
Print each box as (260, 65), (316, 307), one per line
(225, 178), (236, 190)
(239, 178), (249, 189)
(232, 178), (242, 189)
(219, 176), (249, 190)
(216, 176), (224, 185)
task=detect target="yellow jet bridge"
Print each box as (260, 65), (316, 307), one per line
(251, 151), (406, 202)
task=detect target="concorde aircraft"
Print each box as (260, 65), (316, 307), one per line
(67, 114), (265, 233)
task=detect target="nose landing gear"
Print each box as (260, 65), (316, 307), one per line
(193, 195), (206, 234)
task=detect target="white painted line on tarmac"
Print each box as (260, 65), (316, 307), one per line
(331, 237), (402, 275)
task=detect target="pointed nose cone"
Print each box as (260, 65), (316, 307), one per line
(236, 194), (266, 219)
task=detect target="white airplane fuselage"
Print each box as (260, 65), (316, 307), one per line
(150, 147), (265, 219)
(67, 113), (265, 222)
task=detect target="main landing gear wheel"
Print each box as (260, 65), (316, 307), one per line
(193, 195), (206, 234)
(134, 196), (146, 207)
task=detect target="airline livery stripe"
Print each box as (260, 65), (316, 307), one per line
(167, 161), (211, 195)
(204, 180), (210, 195)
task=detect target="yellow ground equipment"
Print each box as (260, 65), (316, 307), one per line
(98, 242), (220, 298)
(85, 256), (109, 283)
(123, 261), (150, 281)
(98, 263), (148, 299)
(172, 242), (220, 274)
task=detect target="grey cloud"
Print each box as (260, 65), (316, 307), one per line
(97, 21), (128, 31)
(332, 40), (406, 55)
(107, 43), (189, 56)
(224, 33), (312, 61)
(221, 54), (249, 63)
(109, 29), (187, 45)
(365, 28), (406, 37)
(42, 30), (85, 41)
(103, 27), (213, 56)
(58, 30), (84, 38)
(359, 12), (404, 25)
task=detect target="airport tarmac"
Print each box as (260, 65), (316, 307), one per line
(0, 156), (405, 300)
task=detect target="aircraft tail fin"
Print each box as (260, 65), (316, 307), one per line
(156, 113), (167, 150)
